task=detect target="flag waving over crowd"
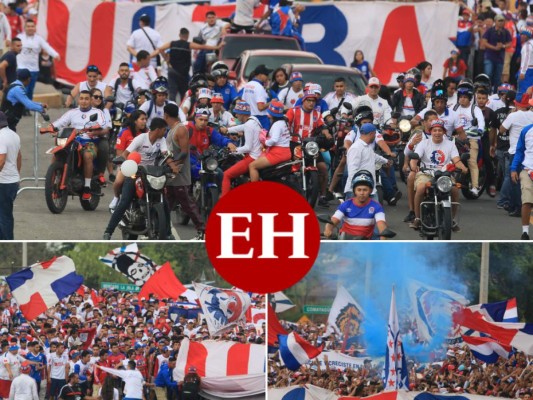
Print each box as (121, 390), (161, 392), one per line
(278, 332), (324, 371)
(383, 287), (409, 391)
(461, 335), (512, 364)
(99, 243), (159, 286)
(137, 262), (195, 302)
(268, 301), (288, 347)
(272, 292), (296, 313)
(6, 256), (84, 320)
(408, 280), (468, 343)
(468, 298), (518, 323)
(326, 285), (364, 338)
(174, 338), (265, 398)
(194, 283), (251, 336)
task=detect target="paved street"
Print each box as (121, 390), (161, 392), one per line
(12, 107), (524, 241)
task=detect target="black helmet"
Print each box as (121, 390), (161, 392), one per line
(211, 61), (229, 72)
(151, 76), (169, 93)
(190, 74), (208, 92)
(474, 73), (491, 91)
(212, 68), (229, 78)
(431, 79), (447, 102)
(457, 82), (474, 100)
(354, 105), (373, 126)
(352, 170), (374, 191)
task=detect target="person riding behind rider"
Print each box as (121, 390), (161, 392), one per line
(353, 77), (392, 126)
(209, 93), (235, 127)
(104, 63), (142, 108)
(187, 108), (237, 156)
(65, 65), (107, 108)
(248, 100), (291, 182)
(181, 74), (208, 120)
(409, 119), (468, 230)
(285, 90), (333, 206)
(323, 77), (358, 112)
(324, 170), (391, 240)
(90, 88), (113, 186)
(132, 50), (158, 90)
(391, 73), (425, 117)
(103, 117), (179, 240)
(240, 64), (272, 129)
(220, 101), (262, 196)
(50, 90), (107, 201)
(211, 62), (238, 110)
(109, 110), (148, 211)
(277, 72), (304, 110)
(140, 77), (184, 125)
(455, 81), (485, 196)
(294, 82), (329, 113)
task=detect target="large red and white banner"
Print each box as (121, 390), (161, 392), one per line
(38, 0), (459, 86)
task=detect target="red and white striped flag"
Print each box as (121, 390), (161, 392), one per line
(173, 338), (265, 398)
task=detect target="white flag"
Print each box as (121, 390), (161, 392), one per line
(326, 285), (364, 338)
(272, 292), (295, 313)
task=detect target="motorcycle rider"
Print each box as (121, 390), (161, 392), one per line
(208, 93), (235, 127)
(50, 90), (107, 201)
(65, 65), (107, 108)
(211, 62), (238, 111)
(323, 170), (391, 240)
(104, 63), (142, 107)
(454, 81), (485, 196)
(277, 72), (304, 110)
(103, 117), (179, 240)
(285, 90), (332, 206)
(162, 103), (205, 240)
(139, 77), (185, 125)
(409, 119), (468, 231)
(391, 73), (425, 117)
(353, 77), (392, 126)
(220, 101), (262, 196)
(475, 88), (499, 197)
(248, 100), (291, 182)
(240, 64), (272, 129)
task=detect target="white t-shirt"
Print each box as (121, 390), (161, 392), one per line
(49, 352), (69, 380)
(518, 127), (533, 170)
(52, 108), (107, 141)
(265, 119), (290, 147)
(454, 103), (485, 138)
(126, 132), (168, 165)
(208, 109), (236, 127)
(323, 91), (358, 111)
(416, 107), (463, 139)
(199, 20), (227, 46)
(501, 110), (533, 154)
(228, 116), (263, 159)
(413, 138), (459, 168)
(139, 100), (179, 125)
(16, 34), (59, 72)
(234, 0), (261, 26)
(277, 87), (303, 109)
(127, 27), (162, 67)
(0, 127), (21, 184)
(108, 78), (141, 105)
(487, 94), (506, 111)
(344, 138), (387, 195)
(133, 66), (158, 90)
(241, 80), (269, 116)
(353, 95), (392, 126)
(80, 81), (108, 94)
(0, 352), (25, 379)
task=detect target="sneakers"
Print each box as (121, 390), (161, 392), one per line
(82, 187), (92, 201)
(403, 210), (415, 223)
(98, 174), (106, 186)
(508, 209), (521, 217)
(521, 232), (530, 240)
(470, 187), (480, 196)
(109, 197), (119, 212)
(388, 190), (402, 206)
(452, 220), (461, 232)
(103, 232), (111, 240)
(325, 191), (335, 201)
(497, 203), (508, 210)
(409, 218), (421, 230)
(318, 196), (329, 208)
(192, 230), (205, 240)
(488, 185), (496, 197)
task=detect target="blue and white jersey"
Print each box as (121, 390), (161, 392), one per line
(333, 199), (385, 239)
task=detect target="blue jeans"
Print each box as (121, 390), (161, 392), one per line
(483, 59), (504, 93)
(18, 70), (39, 100)
(105, 177), (136, 235)
(500, 153), (521, 211)
(193, 50), (207, 74)
(0, 182), (19, 240)
(380, 165), (397, 201)
(496, 149), (510, 207)
(517, 68), (533, 102)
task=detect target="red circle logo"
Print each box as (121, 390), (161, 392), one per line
(205, 182), (320, 293)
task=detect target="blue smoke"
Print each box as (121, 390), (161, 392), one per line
(316, 242), (472, 361)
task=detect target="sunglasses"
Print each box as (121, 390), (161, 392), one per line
(87, 65), (98, 73)
(433, 89), (445, 97)
(92, 95), (103, 100)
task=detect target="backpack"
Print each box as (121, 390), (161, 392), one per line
(453, 101), (478, 127)
(113, 78), (134, 97)
(181, 381), (199, 400)
(147, 99), (169, 119)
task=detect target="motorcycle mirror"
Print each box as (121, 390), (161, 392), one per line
(89, 114), (98, 122)
(115, 102), (125, 110)
(342, 102), (353, 110)
(391, 112), (401, 119)
(379, 228), (397, 238)
(410, 153), (420, 160)
(317, 214), (332, 225)
(105, 96), (116, 103)
(112, 156), (125, 165)
(41, 113), (50, 122)
(330, 107), (338, 116)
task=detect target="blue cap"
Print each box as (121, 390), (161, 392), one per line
(17, 69), (31, 81)
(360, 123), (376, 135)
(233, 101), (251, 115)
(9, 345), (19, 351)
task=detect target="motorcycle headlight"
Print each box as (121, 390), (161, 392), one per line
(146, 175), (167, 191)
(399, 119), (411, 133)
(305, 141), (319, 156)
(205, 157), (218, 172)
(57, 138), (68, 147)
(436, 176), (453, 193)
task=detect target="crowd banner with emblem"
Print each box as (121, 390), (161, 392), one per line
(37, 0), (459, 87)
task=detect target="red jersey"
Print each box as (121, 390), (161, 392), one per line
(187, 122), (212, 155)
(6, 14), (23, 37)
(115, 128), (135, 152)
(94, 359), (110, 384)
(285, 107), (324, 141)
(107, 352), (126, 368)
(135, 355), (148, 378)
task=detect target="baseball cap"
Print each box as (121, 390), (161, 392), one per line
(429, 119), (445, 131)
(195, 108), (211, 118)
(368, 77), (380, 87)
(17, 69), (31, 81)
(404, 73), (416, 83)
(290, 72), (303, 82)
(9, 345), (19, 351)
(187, 319), (195, 324)
(233, 101), (251, 115)
(360, 123), (376, 135)
(198, 87), (212, 100)
(253, 64), (273, 76)
(494, 14), (505, 21)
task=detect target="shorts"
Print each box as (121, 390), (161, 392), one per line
(81, 142), (98, 158)
(264, 146), (291, 164)
(0, 379), (11, 398)
(414, 172), (432, 189)
(520, 169), (533, 204)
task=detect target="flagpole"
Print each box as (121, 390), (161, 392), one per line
(479, 243), (490, 304)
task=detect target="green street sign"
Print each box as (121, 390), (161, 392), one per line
(101, 282), (140, 292)
(303, 305), (331, 314)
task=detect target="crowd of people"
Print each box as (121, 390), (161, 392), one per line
(0, 283), (266, 400)
(268, 319), (533, 398)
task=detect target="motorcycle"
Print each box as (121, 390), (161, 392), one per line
(107, 98), (125, 161)
(113, 153), (174, 240)
(410, 153), (466, 240)
(316, 214), (396, 240)
(40, 114), (103, 214)
(392, 115), (413, 183)
(454, 134), (487, 200)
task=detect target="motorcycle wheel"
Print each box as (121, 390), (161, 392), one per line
(376, 185), (384, 206)
(204, 187), (219, 221)
(461, 165), (487, 200)
(45, 161), (68, 214)
(438, 206), (452, 240)
(149, 203), (168, 240)
(305, 170), (319, 207)
(80, 180), (101, 211)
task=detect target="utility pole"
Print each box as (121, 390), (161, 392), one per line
(479, 243), (490, 303)
(22, 242), (27, 268)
